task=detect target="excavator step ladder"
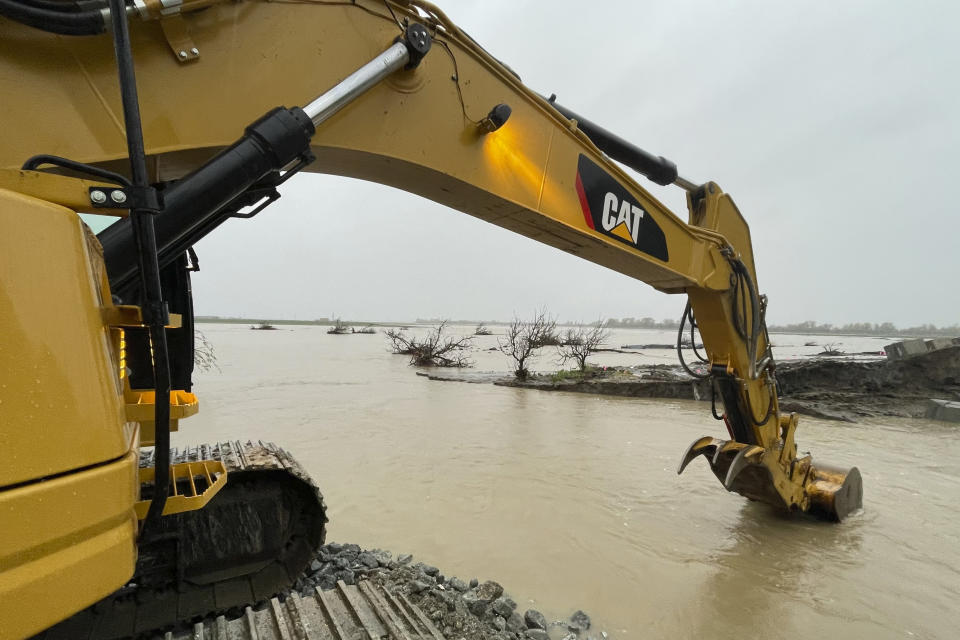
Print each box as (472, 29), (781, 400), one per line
(134, 458), (227, 519)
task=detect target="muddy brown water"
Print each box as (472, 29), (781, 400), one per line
(176, 325), (960, 639)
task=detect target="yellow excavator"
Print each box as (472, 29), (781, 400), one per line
(0, 1), (863, 637)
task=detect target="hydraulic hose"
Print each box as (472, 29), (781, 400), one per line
(0, 0), (105, 35)
(16, 0), (90, 12)
(102, 0), (172, 535)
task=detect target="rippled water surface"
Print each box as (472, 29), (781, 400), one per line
(176, 324), (959, 639)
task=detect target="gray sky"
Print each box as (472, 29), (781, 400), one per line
(191, 0), (959, 326)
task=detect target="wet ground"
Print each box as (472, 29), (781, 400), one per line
(436, 346), (960, 422)
(178, 324), (960, 639)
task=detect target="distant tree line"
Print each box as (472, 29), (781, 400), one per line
(603, 317), (680, 329)
(602, 316), (959, 337)
(765, 320), (960, 337)
(197, 314), (958, 338)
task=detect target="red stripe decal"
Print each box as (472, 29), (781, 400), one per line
(575, 171), (595, 230)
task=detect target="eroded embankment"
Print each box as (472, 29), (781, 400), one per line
(423, 347), (960, 422)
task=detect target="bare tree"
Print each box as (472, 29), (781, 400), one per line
(352, 325), (376, 334)
(385, 321), (473, 367)
(194, 330), (220, 372)
(385, 327), (417, 355)
(819, 342), (844, 356)
(558, 321), (610, 371)
(534, 326), (562, 347)
(498, 309), (557, 379)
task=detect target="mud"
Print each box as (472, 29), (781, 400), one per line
(426, 347), (960, 422)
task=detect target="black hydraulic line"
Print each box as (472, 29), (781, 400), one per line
(731, 258), (761, 370)
(744, 383), (775, 427)
(15, 0), (91, 12)
(710, 381), (724, 421)
(22, 154), (131, 186)
(105, 0), (171, 536)
(99, 107), (316, 293)
(677, 302), (710, 380)
(689, 308), (708, 364)
(0, 0), (105, 35)
(544, 96), (680, 186)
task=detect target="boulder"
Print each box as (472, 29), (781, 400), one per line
(409, 580), (432, 594)
(524, 609), (547, 630)
(569, 609), (592, 631)
(492, 596), (517, 618)
(317, 574), (337, 591)
(506, 612), (525, 632)
(357, 552), (379, 569)
(475, 580), (504, 602)
(461, 580), (502, 616)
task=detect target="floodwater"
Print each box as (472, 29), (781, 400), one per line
(175, 324), (960, 639)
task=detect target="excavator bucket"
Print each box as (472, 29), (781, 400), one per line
(678, 436), (863, 521)
(805, 463), (863, 521)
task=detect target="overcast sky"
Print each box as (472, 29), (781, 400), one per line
(190, 0), (959, 326)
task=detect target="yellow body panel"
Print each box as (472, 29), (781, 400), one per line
(0, 449), (138, 640)
(0, 189), (139, 637)
(0, 169), (129, 216)
(0, 188), (132, 486)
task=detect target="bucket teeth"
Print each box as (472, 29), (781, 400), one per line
(677, 436), (723, 475)
(723, 445), (766, 489)
(677, 435), (862, 520)
(713, 440), (744, 466)
(677, 438), (778, 504)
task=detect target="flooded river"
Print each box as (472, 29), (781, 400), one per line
(176, 324), (959, 639)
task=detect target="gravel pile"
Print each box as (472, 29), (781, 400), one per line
(290, 542), (610, 640)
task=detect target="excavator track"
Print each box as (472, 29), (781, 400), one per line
(37, 442), (328, 640)
(163, 580), (444, 640)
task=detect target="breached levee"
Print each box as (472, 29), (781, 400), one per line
(421, 346), (960, 422)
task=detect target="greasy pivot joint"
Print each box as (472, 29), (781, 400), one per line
(400, 23), (431, 68)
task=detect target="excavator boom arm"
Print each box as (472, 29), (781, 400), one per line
(0, 0), (861, 517)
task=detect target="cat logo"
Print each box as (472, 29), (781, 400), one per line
(600, 192), (645, 245)
(574, 154), (669, 262)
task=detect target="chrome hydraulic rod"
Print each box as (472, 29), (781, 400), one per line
(101, 23), (432, 292)
(303, 24), (431, 126)
(543, 95), (699, 191)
